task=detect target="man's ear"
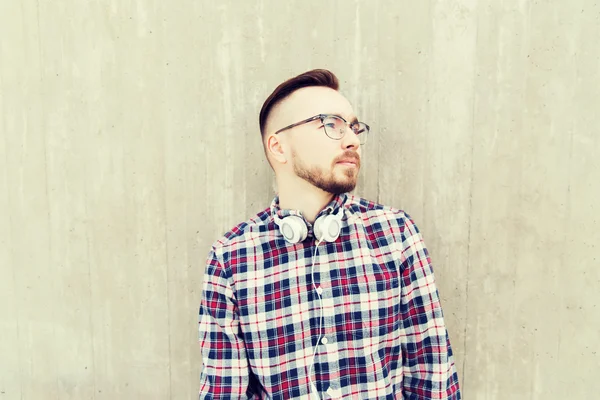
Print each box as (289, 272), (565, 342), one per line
(266, 134), (288, 165)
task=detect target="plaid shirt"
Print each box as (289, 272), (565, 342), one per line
(199, 193), (461, 399)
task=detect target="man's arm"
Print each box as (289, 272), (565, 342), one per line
(198, 248), (253, 399)
(398, 214), (461, 399)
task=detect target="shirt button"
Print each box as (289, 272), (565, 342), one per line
(321, 337), (328, 344)
(326, 387), (342, 398)
(316, 286), (323, 295)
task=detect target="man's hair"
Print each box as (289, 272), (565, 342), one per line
(259, 69), (339, 139)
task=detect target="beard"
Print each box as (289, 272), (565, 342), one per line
(292, 150), (359, 194)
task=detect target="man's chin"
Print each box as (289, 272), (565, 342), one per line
(295, 168), (357, 194)
(328, 179), (357, 194)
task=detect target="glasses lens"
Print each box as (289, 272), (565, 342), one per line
(322, 116), (346, 139)
(352, 122), (369, 144)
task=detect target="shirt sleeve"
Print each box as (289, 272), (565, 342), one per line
(198, 248), (254, 399)
(398, 214), (461, 399)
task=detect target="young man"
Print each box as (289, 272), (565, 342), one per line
(199, 69), (461, 399)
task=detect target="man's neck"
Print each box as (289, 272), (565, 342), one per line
(277, 178), (334, 224)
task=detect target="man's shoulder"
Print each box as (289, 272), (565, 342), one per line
(346, 195), (423, 249)
(209, 205), (273, 256)
(345, 194), (412, 224)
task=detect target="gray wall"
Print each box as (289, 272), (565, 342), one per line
(1, 0), (599, 399)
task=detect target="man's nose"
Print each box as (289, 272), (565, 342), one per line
(341, 126), (361, 149)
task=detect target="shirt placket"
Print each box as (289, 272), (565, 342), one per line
(314, 244), (343, 399)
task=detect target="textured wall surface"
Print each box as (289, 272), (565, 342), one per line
(1, 0), (599, 399)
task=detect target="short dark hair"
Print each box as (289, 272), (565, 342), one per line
(259, 69), (339, 139)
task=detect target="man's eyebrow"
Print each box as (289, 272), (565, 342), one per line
(329, 113), (359, 124)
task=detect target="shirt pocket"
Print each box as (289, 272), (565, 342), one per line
(342, 261), (400, 334)
(240, 277), (316, 367)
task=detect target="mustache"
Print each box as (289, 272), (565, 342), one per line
(334, 151), (361, 166)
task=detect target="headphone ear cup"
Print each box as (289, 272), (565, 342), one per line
(278, 215), (308, 244)
(314, 213), (342, 242)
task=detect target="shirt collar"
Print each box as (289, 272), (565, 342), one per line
(270, 193), (349, 226)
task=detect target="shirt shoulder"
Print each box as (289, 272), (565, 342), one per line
(208, 206), (273, 257)
(345, 194), (415, 229)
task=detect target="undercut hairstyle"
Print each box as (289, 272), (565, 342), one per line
(259, 69), (339, 139)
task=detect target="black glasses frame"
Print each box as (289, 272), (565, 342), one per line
(273, 114), (370, 144)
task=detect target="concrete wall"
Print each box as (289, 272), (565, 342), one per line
(1, 0), (598, 399)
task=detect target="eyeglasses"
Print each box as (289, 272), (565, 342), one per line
(274, 114), (370, 145)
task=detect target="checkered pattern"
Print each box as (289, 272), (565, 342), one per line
(199, 194), (461, 399)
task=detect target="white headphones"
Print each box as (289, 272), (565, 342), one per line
(274, 207), (344, 244)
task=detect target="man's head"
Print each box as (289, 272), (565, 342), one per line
(259, 69), (368, 195)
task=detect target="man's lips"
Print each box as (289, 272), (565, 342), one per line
(336, 158), (360, 166)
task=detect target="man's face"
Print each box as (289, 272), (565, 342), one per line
(267, 86), (363, 194)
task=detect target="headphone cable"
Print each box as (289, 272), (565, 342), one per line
(308, 237), (325, 400)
